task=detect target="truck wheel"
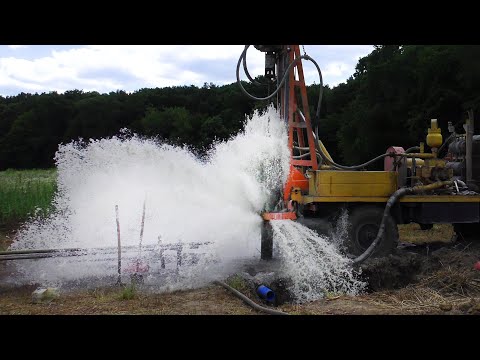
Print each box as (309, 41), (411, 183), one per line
(347, 205), (399, 258)
(453, 223), (480, 241)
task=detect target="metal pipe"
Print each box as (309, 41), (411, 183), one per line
(293, 152), (313, 159)
(0, 248), (82, 256)
(466, 109), (474, 185)
(437, 133), (456, 156)
(0, 242), (211, 257)
(411, 180), (454, 192)
(0, 242), (213, 262)
(0, 251), (85, 261)
(401, 153), (436, 159)
(256, 285), (276, 303)
(412, 156), (417, 179)
(294, 146), (311, 151)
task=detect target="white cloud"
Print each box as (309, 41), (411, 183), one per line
(0, 46), (255, 94)
(0, 45), (373, 96)
(8, 45), (28, 50)
(322, 62), (351, 77)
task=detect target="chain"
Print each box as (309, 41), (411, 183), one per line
(302, 45), (307, 56)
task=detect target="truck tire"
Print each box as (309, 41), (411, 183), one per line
(347, 205), (399, 257)
(453, 223), (480, 241)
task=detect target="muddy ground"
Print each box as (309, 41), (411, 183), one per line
(1, 224), (479, 315)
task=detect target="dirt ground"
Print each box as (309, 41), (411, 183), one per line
(0, 284), (257, 315)
(1, 224), (480, 315)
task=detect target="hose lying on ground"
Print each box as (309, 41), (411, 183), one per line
(352, 180), (454, 266)
(214, 280), (288, 315)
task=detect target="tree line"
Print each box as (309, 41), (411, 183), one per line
(1, 45), (479, 170)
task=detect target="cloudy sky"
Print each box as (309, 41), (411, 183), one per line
(0, 45), (374, 96)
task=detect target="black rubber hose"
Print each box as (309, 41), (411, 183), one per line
(293, 152), (313, 159)
(242, 45), (266, 86)
(404, 146), (420, 153)
(314, 126), (393, 171)
(239, 45), (388, 171)
(352, 180), (453, 265)
(237, 46), (323, 119)
(352, 187), (411, 265)
(237, 46), (307, 101)
(320, 149), (390, 171)
(304, 54), (324, 123)
(214, 280), (288, 315)
(238, 45), (325, 163)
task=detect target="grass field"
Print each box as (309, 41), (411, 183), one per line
(0, 169), (57, 228)
(398, 223), (454, 243)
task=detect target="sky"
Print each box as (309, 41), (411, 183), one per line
(0, 45), (374, 96)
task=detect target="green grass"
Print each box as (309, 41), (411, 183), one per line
(0, 169), (57, 227)
(226, 274), (249, 293)
(398, 223), (454, 244)
(120, 284), (137, 300)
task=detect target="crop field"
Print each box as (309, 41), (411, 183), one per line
(0, 169), (56, 227)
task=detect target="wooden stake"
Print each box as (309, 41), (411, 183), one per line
(115, 205), (122, 285)
(137, 199), (146, 270)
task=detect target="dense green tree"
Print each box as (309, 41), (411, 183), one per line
(1, 45), (480, 170)
(322, 45), (480, 166)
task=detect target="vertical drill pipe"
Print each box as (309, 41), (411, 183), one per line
(115, 205), (122, 285)
(467, 110), (474, 185)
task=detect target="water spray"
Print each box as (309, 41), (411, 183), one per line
(7, 106), (364, 303)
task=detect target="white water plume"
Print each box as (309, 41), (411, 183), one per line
(9, 105), (364, 301)
(272, 220), (365, 303)
(11, 105), (290, 286)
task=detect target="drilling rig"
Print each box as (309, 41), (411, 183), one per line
(237, 45), (480, 264)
